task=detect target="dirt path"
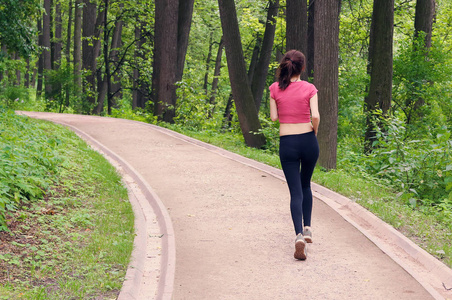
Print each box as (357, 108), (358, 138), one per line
(21, 112), (440, 300)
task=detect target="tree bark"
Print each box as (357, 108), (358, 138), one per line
(73, 0), (83, 95)
(218, 0), (266, 148)
(287, 0), (308, 80)
(65, 0), (73, 107)
(414, 0), (435, 50)
(314, 0), (341, 170)
(307, 0), (315, 78)
(203, 32), (214, 93)
(132, 22), (147, 109)
(176, 0), (195, 83)
(411, 0), (435, 112)
(248, 35), (261, 83)
(252, 0), (279, 110)
(43, 0), (52, 97)
(36, 18), (43, 97)
(152, 0), (179, 123)
(25, 58), (30, 88)
(53, 2), (62, 69)
(209, 36), (224, 110)
(82, 0), (97, 106)
(364, 0), (394, 151)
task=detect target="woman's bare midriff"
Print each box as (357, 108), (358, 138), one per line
(279, 122), (313, 136)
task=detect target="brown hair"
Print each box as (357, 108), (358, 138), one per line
(277, 50), (306, 90)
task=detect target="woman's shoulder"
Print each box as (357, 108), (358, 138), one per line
(301, 80), (316, 88)
(301, 81), (318, 92)
(269, 82), (279, 89)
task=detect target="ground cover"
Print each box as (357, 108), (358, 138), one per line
(0, 110), (134, 299)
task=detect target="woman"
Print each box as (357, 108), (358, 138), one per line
(269, 50), (320, 260)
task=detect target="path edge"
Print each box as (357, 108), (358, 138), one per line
(18, 113), (176, 300)
(135, 120), (451, 300)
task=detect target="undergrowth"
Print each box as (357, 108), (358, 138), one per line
(0, 109), (134, 299)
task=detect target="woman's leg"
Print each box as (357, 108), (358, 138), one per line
(299, 132), (319, 228)
(280, 136), (304, 235)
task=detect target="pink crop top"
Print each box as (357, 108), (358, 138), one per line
(269, 81), (318, 123)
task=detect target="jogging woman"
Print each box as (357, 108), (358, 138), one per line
(269, 50), (320, 260)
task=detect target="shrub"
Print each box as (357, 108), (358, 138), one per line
(0, 108), (62, 231)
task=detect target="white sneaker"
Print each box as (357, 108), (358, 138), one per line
(294, 233), (307, 260)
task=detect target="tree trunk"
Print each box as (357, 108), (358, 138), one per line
(110, 32), (123, 112)
(314, 0), (341, 170)
(414, 0), (435, 50)
(82, 0), (97, 106)
(133, 22), (147, 109)
(307, 0), (315, 78)
(14, 53), (21, 86)
(73, 0), (83, 95)
(248, 35), (261, 83)
(176, 0), (195, 83)
(94, 2), (123, 115)
(203, 32), (214, 93)
(364, 0), (394, 152)
(36, 18), (43, 96)
(252, 0), (279, 110)
(287, 0), (308, 80)
(218, 0), (266, 148)
(25, 58), (30, 88)
(65, 0), (73, 107)
(411, 0), (435, 112)
(54, 2), (62, 68)
(43, 0), (52, 98)
(209, 36), (225, 111)
(152, 0), (179, 123)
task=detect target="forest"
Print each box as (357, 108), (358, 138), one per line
(0, 0), (451, 233)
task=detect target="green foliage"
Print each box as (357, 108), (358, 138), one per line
(0, 85), (32, 110)
(0, 0), (41, 57)
(0, 113), (134, 298)
(0, 108), (62, 230)
(368, 116), (451, 206)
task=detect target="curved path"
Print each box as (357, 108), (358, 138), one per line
(19, 112), (452, 300)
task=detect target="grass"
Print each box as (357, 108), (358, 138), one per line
(163, 124), (452, 268)
(0, 113), (134, 299)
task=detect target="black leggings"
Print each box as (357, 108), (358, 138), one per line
(279, 131), (319, 235)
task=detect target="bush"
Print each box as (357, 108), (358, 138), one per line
(0, 108), (63, 231)
(364, 114), (452, 209)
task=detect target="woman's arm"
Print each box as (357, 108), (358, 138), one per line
(270, 97), (279, 122)
(310, 93), (320, 136)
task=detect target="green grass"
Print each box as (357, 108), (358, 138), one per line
(164, 125), (452, 268)
(0, 111), (134, 299)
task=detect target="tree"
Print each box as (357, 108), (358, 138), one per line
(218, 0), (266, 148)
(176, 0), (195, 84)
(43, 0), (52, 98)
(73, 0), (82, 93)
(251, 0), (279, 110)
(152, 0), (179, 122)
(209, 36), (224, 111)
(93, 0), (124, 115)
(82, 0), (100, 106)
(152, 0), (194, 122)
(0, 0), (40, 58)
(414, 0), (435, 51)
(307, 0), (315, 78)
(132, 21), (149, 110)
(286, 0), (308, 81)
(314, 0), (341, 170)
(364, 0), (394, 151)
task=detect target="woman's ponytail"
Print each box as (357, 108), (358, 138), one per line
(277, 50), (306, 90)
